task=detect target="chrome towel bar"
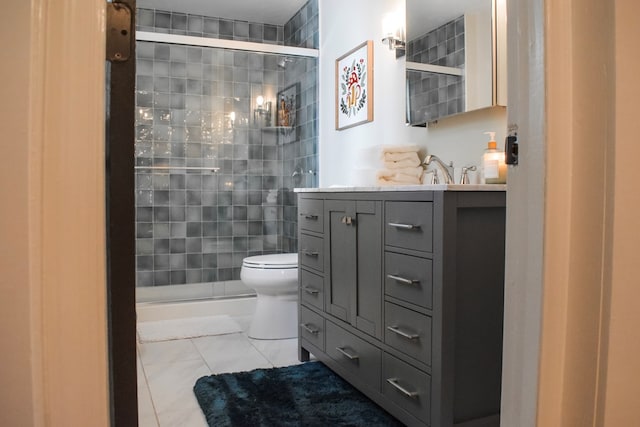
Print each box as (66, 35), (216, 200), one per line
(134, 166), (220, 172)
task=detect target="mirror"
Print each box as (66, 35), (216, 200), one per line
(405, 0), (506, 126)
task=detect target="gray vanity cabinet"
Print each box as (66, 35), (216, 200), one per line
(298, 190), (505, 427)
(325, 200), (383, 340)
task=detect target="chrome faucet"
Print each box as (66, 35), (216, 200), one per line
(460, 166), (477, 184)
(423, 155), (455, 184)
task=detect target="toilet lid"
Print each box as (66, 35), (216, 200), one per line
(242, 253), (298, 269)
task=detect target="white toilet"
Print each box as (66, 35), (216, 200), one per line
(240, 253), (299, 339)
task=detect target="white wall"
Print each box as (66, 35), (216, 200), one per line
(423, 107), (507, 183)
(319, 0), (423, 186)
(318, 0), (507, 186)
(501, 0), (544, 423)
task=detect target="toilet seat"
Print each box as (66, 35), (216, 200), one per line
(242, 253), (298, 269)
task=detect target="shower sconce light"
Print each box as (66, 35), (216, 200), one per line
(254, 95), (272, 126)
(381, 11), (406, 58)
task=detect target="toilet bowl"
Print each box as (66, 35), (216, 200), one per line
(240, 253), (298, 339)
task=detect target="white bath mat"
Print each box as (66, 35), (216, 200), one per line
(137, 315), (243, 343)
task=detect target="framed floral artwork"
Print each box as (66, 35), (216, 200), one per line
(335, 40), (374, 130)
(276, 82), (300, 144)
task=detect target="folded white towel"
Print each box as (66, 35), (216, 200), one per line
(384, 154), (421, 169)
(383, 151), (421, 163)
(378, 166), (423, 178)
(376, 166), (424, 185)
(381, 145), (421, 155)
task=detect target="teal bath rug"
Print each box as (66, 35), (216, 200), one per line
(193, 361), (404, 426)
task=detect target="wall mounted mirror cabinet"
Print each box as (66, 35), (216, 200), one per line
(405, 0), (506, 126)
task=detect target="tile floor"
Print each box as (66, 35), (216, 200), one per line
(137, 315), (306, 427)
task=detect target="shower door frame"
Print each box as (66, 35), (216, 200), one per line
(106, 0), (138, 424)
(132, 31), (319, 302)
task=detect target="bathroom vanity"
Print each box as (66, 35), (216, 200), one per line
(296, 186), (506, 427)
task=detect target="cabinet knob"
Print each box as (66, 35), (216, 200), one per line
(340, 216), (355, 225)
(303, 286), (319, 295)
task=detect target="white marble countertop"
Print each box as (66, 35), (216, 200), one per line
(294, 184), (507, 193)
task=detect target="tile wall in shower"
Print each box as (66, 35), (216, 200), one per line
(137, 8), (284, 43)
(134, 2), (318, 288)
(284, 0), (319, 49)
(406, 16), (465, 125)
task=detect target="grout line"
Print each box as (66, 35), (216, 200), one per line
(137, 349), (161, 427)
(191, 337), (217, 374)
(246, 337), (276, 368)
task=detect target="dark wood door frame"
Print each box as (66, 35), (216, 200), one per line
(106, 0), (138, 425)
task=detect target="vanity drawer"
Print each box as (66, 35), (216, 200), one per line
(385, 202), (433, 253)
(298, 198), (324, 234)
(326, 321), (382, 392)
(384, 302), (432, 365)
(300, 306), (325, 351)
(299, 233), (324, 272)
(300, 269), (324, 311)
(383, 352), (431, 424)
(385, 251), (433, 309)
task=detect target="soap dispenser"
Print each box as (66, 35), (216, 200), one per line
(482, 132), (507, 184)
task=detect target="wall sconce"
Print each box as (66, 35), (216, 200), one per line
(228, 111), (236, 129)
(382, 11), (406, 58)
(254, 95), (272, 127)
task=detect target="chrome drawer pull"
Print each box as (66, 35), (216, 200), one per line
(300, 323), (319, 335)
(335, 346), (359, 360)
(386, 378), (419, 398)
(387, 274), (419, 285)
(300, 213), (318, 220)
(303, 286), (319, 295)
(302, 250), (319, 257)
(387, 326), (419, 340)
(388, 222), (421, 230)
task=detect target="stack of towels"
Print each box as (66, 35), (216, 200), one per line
(376, 145), (424, 186)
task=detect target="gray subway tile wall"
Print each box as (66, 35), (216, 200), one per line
(135, 2), (318, 289)
(406, 16), (465, 125)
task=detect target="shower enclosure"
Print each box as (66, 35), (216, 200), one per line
(134, 4), (319, 303)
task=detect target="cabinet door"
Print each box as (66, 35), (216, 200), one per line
(325, 200), (355, 322)
(354, 200), (383, 339)
(325, 199), (383, 340)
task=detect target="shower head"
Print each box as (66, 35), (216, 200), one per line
(277, 57), (295, 69)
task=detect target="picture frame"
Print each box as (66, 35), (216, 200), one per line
(276, 82), (300, 144)
(335, 40), (374, 130)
